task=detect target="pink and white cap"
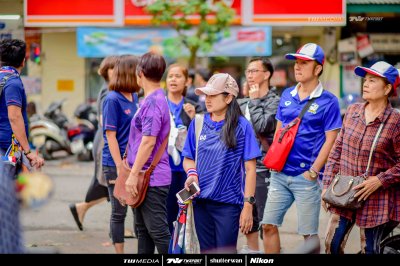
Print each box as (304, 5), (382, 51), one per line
(285, 43), (325, 65)
(195, 73), (239, 97)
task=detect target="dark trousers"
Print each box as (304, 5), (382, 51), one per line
(85, 129), (108, 202)
(249, 171), (270, 233)
(166, 171), (187, 234)
(193, 199), (241, 253)
(103, 166), (134, 244)
(136, 185), (171, 254)
(327, 214), (399, 254)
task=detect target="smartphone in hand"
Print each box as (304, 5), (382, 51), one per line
(176, 182), (200, 203)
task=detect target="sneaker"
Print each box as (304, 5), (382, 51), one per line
(238, 245), (263, 254)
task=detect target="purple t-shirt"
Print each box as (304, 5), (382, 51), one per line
(127, 89), (171, 187)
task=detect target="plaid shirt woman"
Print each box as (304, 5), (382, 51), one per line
(322, 61), (400, 254)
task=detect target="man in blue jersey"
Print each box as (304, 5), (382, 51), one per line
(260, 43), (342, 254)
(0, 39), (44, 253)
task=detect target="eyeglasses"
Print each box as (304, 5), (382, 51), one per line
(245, 69), (267, 75)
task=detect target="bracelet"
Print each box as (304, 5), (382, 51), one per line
(23, 149), (31, 155)
(187, 168), (198, 177)
(311, 166), (322, 175)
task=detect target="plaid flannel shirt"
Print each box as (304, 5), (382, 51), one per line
(323, 102), (400, 228)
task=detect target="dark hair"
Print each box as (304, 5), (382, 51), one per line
(98, 55), (118, 82)
(249, 57), (274, 81)
(188, 68), (196, 80)
(384, 79), (394, 97)
(109, 55), (140, 93)
(0, 39), (26, 68)
(313, 61), (324, 77)
(137, 52), (166, 82)
(221, 93), (242, 149)
(196, 68), (212, 82)
(167, 63), (188, 96)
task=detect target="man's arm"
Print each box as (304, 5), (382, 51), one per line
(8, 105), (44, 167)
(306, 129), (339, 177)
(8, 105), (30, 152)
(248, 96), (279, 135)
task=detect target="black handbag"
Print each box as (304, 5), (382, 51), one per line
(323, 122), (384, 210)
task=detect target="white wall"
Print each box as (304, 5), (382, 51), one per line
(40, 31), (85, 119)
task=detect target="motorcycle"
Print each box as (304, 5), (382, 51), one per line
(67, 103), (98, 161)
(29, 99), (72, 160)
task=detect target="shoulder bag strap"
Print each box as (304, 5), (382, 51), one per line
(279, 98), (317, 139)
(364, 122), (385, 176)
(149, 135), (169, 168)
(195, 114), (204, 166)
(298, 97), (316, 119)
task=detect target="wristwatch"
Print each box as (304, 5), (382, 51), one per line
(244, 196), (256, 205)
(23, 149), (31, 155)
(308, 168), (318, 179)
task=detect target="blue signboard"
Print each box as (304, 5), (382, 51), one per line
(77, 26), (271, 58)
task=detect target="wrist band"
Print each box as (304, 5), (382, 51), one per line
(187, 168), (198, 176)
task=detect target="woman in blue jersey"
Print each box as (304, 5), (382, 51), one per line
(182, 73), (261, 253)
(102, 55), (139, 253)
(165, 64), (202, 234)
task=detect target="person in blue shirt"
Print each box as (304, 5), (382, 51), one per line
(182, 73), (261, 253)
(102, 55), (139, 254)
(165, 64), (202, 234)
(0, 39), (44, 253)
(261, 43), (342, 254)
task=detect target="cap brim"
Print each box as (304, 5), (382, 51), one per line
(354, 66), (386, 79)
(195, 86), (221, 96)
(285, 53), (315, 61)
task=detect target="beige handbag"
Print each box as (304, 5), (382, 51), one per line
(323, 122), (384, 210)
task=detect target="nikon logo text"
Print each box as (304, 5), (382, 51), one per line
(250, 258), (274, 264)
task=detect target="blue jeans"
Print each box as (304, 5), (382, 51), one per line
(0, 148), (24, 253)
(325, 214), (399, 254)
(103, 166), (134, 244)
(261, 171), (321, 235)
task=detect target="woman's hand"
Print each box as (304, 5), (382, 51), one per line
(183, 103), (196, 119)
(353, 176), (383, 202)
(239, 203), (253, 234)
(184, 174), (198, 191)
(125, 171), (139, 197)
(321, 188), (329, 212)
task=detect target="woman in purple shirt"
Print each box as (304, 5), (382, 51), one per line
(125, 52), (171, 254)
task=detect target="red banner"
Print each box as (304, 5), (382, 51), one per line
(124, 0), (242, 25)
(244, 0), (346, 26)
(25, 0), (123, 26)
(24, 0), (346, 27)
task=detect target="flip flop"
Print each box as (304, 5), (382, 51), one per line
(69, 203), (83, 231)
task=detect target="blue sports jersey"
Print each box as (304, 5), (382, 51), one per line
(102, 91), (138, 167)
(276, 83), (342, 177)
(0, 67), (29, 150)
(182, 113), (261, 205)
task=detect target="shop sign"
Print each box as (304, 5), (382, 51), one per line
(370, 34), (400, 53)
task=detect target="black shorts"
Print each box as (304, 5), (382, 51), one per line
(248, 171), (270, 234)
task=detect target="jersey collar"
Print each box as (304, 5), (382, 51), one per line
(290, 81), (324, 100)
